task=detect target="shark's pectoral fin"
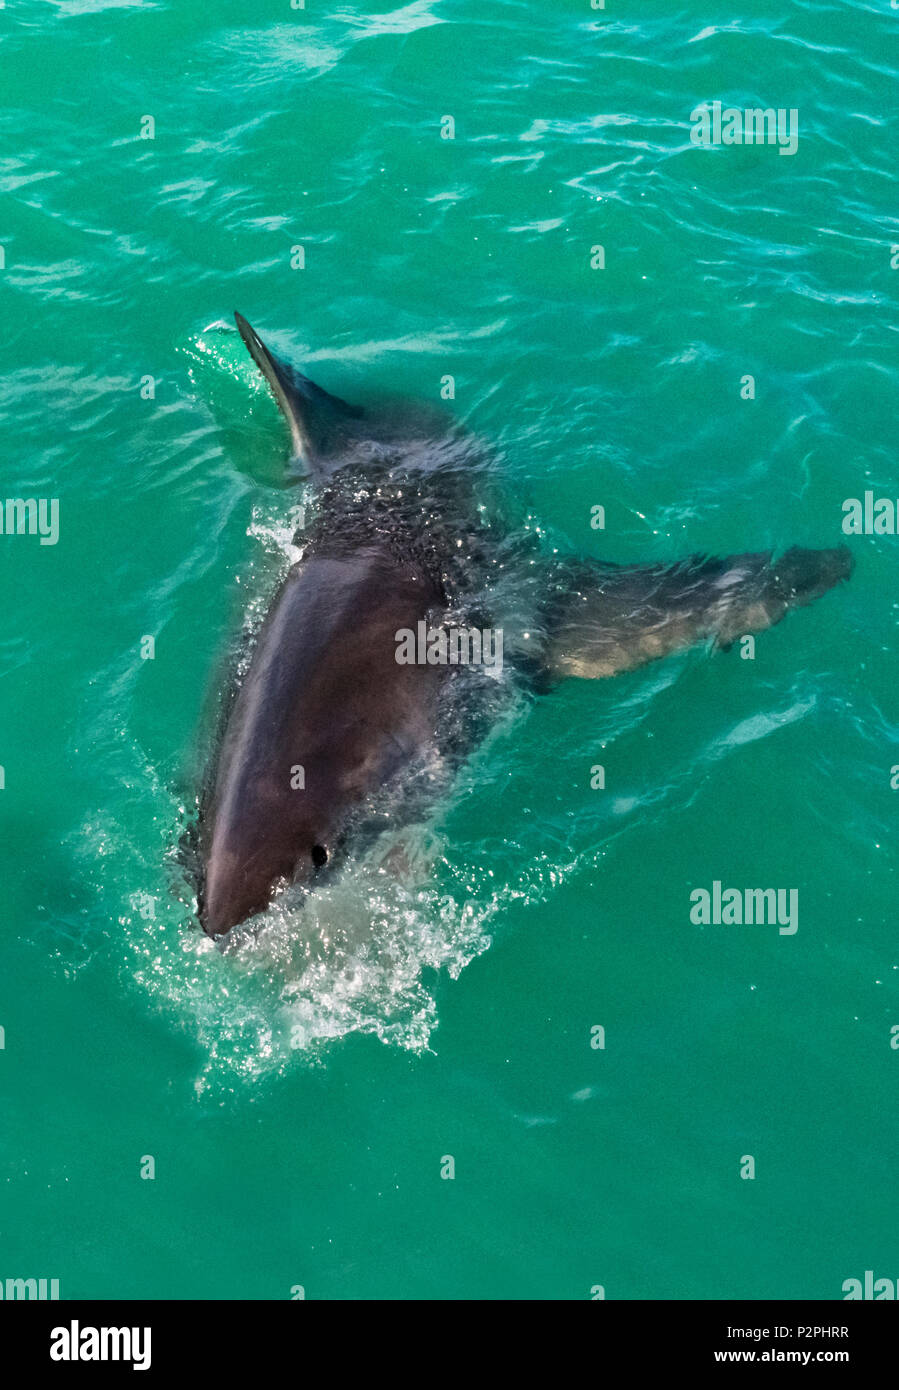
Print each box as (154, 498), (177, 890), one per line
(536, 544), (853, 683)
(234, 311), (364, 472)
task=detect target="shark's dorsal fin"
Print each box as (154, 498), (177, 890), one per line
(234, 311), (364, 471)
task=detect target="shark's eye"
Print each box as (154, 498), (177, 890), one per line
(311, 844), (328, 868)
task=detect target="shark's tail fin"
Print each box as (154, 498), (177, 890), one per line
(234, 311), (364, 473)
(535, 544), (853, 685)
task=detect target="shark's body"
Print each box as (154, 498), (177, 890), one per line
(196, 314), (852, 939)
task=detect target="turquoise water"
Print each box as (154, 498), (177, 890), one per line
(1, 0), (897, 1300)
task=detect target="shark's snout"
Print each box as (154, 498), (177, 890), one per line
(199, 851), (277, 940)
(199, 833), (335, 939)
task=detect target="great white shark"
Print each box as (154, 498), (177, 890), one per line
(195, 313), (853, 939)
